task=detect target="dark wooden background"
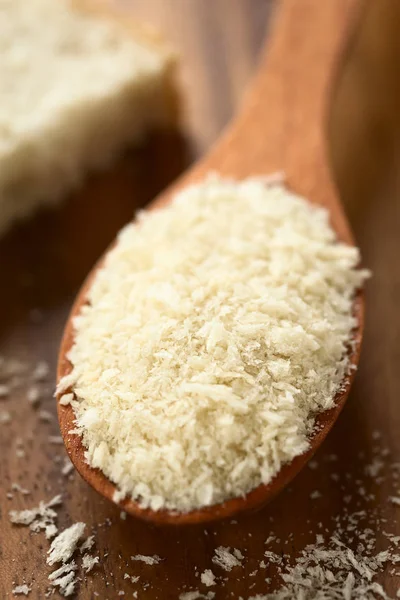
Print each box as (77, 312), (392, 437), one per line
(2, 0), (400, 598)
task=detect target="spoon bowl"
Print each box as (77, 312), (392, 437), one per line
(57, 0), (365, 525)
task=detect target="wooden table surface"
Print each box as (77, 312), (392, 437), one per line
(2, 0), (400, 598)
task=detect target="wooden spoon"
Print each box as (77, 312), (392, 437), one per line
(57, 0), (365, 525)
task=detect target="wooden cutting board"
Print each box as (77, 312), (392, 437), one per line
(2, 0), (400, 598)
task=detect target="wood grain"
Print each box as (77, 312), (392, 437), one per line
(2, 0), (400, 598)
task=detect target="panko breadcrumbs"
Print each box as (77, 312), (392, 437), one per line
(58, 176), (368, 511)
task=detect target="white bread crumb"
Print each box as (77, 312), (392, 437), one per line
(48, 560), (80, 597)
(131, 554), (162, 565)
(45, 524), (58, 540)
(0, 357), (26, 380)
(48, 436), (63, 445)
(80, 535), (95, 553)
(82, 554), (99, 573)
(47, 522), (85, 566)
(38, 410), (53, 423)
(61, 459), (74, 477)
(0, 410), (12, 423)
(56, 374), (77, 396)
(12, 585), (31, 596)
(179, 592), (215, 600)
(11, 483), (30, 495)
(124, 574), (140, 583)
(59, 393), (74, 407)
(49, 571), (76, 597)
(27, 386), (41, 406)
(200, 569), (216, 587)
(9, 494), (61, 536)
(48, 562), (77, 582)
(233, 548), (244, 560)
(33, 361), (50, 381)
(310, 490), (322, 500)
(113, 489), (126, 503)
(212, 547), (243, 571)
(0, 384), (10, 398)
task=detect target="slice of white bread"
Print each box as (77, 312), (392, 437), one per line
(0, 0), (178, 235)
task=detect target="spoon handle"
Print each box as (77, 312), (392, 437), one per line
(197, 0), (363, 237)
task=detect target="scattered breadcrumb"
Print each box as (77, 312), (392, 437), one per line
(0, 357), (27, 379)
(264, 551), (283, 565)
(124, 574), (140, 583)
(48, 558), (81, 597)
(179, 592), (215, 600)
(27, 386), (41, 406)
(12, 585), (31, 596)
(48, 436), (63, 445)
(80, 535), (95, 553)
(365, 458), (385, 478)
(45, 524), (58, 540)
(82, 554), (99, 573)
(38, 410), (53, 422)
(47, 522), (86, 566)
(384, 533), (400, 546)
(200, 569), (216, 587)
(11, 483), (30, 495)
(9, 494), (62, 536)
(0, 383), (10, 398)
(49, 571), (76, 597)
(131, 554), (162, 565)
(48, 562), (77, 582)
(310, 490), (322, 500)
(33, 361), (50, 381)
(390, 497), (400, 506)
(61, 459), (74, 476)
(254, 532), (400, 599)
(212, 547), (243, 571)
(120, 511), (127, 520)
(246, 437), (400, 599)
(0, 409), (11, 423)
